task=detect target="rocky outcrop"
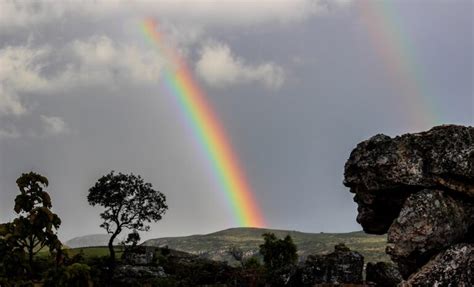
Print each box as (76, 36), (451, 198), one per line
(386, 189), (473, 276)
(122, 246), (156, 265)
(344, 125), (474, 282)
(344, 125), (474, 234)
(365, 261), (402, 287)
(112, 265), (166, 284)
(299, 243), (364, 285)
(402, 244), (473, 286)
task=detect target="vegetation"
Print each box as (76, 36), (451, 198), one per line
(0, 172), (62, 281)
(0, 171), (172, 286)
(87, 171), (168, 263)
(260, 233), (298, 285)
(143, 227), (389, 264)
(260, 233), (298, 270)
(0, 171), (388, 286)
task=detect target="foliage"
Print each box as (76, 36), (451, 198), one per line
(43, 263), (92, 287)
(124, 230), (140, 248)
(87, 171), (168, 263)
(243, 256), (262, 269)
(143, 227), (389, 264)
(259, 233), (298, 286)
(260, 233), (298, 270)
(0, 172), (62, 281)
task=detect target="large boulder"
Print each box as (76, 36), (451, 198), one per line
(299, 243), (364, 285)
(401, 244), (474, 286)
(344, 125), (474, 234)
(344, 125), (474, 283)
(386, 189), (474, 276)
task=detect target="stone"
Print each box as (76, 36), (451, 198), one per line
(365, 261), (402, 287)
(300, 243), (364, 285)
(112, 265), (166, 284)
(344, 125), (474, 284)
(121, 246), (156, 265)
(344, 125), (474, 234)
(386, 189), (474, 277)
(401, 244), (474, 287)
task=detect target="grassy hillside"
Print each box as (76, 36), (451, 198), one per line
(143, 227), (389, 264)
(65, 234), (111, 248)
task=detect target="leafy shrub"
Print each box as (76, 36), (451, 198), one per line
(43, 263), (91, 287)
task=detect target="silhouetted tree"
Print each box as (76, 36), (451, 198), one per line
(259, 233), (298, 285)
(0, 172), (62, 279)
(260, 233), (297, 270)
(87, 171), (167, 263)
(124, 230), (140, 248)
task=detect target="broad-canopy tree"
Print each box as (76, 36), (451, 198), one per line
(87, 171), (168, 262)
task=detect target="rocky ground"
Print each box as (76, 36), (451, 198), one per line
(344, 124), (473, 286)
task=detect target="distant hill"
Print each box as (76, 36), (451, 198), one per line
(142, 227), (389, 264)
(65, 234), (111, 248)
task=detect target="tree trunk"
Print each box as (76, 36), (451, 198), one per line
(108, 228), (121, 264)
(28, 236), (34, 277)
(28, 246), (34, 274)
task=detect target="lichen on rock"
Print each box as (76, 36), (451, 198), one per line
(343, 125), (474, 283)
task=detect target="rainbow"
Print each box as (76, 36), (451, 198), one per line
(356, 0), (439, 130)
(141, 19), (265, 227)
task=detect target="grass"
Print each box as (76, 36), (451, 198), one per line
(37, 246), (124, 259)
(65, 246), (125, 258)
(143, 227), (390, 264)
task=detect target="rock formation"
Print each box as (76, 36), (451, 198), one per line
(122, 246), (156, 265)
(401, 244), (473, 286)
(299, 243), (364, 285)
(344, 125), (474, 284)
(366, 261), (402, 287)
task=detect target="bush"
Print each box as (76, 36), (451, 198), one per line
(43, 263), (91, 287)
(243, 256), (262, 269)
(259, 233), (298, 286)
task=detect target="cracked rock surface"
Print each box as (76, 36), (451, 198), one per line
(344, 125), (474, 283)
(402, 244), (473, 286)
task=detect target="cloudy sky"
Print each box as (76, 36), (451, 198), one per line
(0, 0), (472, 241)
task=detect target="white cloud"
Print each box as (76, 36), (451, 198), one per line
(0, 0), (353, 30)
(0, 1), (65, 29)
(40, 115), (69, 135)
(0, 46), (50, 115)
(0, 88), (26, 116)
(0, 37), (165, 117)
(196, 42), (285, 90)
(66, 36), (165, 85)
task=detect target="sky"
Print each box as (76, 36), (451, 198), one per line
(0, 0), (472, 242)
